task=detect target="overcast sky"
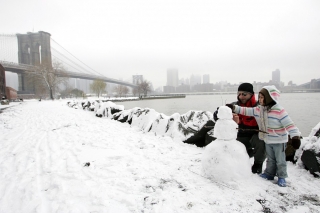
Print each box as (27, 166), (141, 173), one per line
(1, 0), (320, 88)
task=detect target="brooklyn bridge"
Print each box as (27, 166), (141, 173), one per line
(0, 31), (136, 99)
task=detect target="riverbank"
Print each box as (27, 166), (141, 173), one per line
(1, 100), (319, 212)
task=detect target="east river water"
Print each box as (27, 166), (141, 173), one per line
(119, 93), (320, 137)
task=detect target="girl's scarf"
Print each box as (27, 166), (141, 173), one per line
(259, 106), (268, 140)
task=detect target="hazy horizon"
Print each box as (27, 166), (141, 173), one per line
(1, 0), (319, 88)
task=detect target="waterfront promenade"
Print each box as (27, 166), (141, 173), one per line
(1, 100), (319, 212)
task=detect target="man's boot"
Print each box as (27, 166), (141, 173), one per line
(252, 162), (263, 174)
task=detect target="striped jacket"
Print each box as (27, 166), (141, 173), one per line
(234, 86), (300, 144)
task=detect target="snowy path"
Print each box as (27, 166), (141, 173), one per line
(0, 100), (319, 213)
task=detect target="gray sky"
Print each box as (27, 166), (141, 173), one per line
(1, 0), (320, 88)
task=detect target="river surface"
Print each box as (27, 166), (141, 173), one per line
(119, 93), (320, 137)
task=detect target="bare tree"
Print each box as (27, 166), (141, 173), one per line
(114, 85), (129, 97)
(123, 86), (129, 97)
(132, 86), (140, 97)
(90, 79), (106, 98)
(138, 80), (151, 97)
(58, 81), (74, 98)
(28, 61), (69, 100)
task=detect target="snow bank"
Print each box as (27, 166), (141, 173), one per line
(2, 99), (320, 213)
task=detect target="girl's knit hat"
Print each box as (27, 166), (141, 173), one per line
(259, 85), (280, 105)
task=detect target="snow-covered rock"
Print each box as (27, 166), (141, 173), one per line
(95, 101), (124, 118)
(149, 113), (170, 136)
(74, 101), (213, 145)
(131, 108), (160, 132)
(297, 122), (320, 176)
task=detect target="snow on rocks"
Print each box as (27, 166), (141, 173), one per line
(297, 122), (320, 176)
(202, 106), (251, 183)
(95, 101), (124, 118)
(68, 100), (214, 144)
(130, 108), (160, 132)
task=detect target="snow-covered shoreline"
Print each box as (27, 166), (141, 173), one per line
(1, 100), (320, 212)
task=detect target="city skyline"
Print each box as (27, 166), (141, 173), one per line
(4, 67), (317, 93)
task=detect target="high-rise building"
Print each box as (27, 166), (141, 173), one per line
(167, 69), (179, 87)
(132, 75), (143, 85)
(185, 78), (190, 85)
(203, 74), (210, 84)
(190, 74), (201, 89)
(272, 69), (280, 84)
(179, 78), (185, 85)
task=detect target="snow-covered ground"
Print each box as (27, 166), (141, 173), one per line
(0, 100), (319, 213)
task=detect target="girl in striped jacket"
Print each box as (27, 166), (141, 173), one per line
(232, 85), (301, 187)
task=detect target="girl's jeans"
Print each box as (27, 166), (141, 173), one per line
(264, 143), (288, 178)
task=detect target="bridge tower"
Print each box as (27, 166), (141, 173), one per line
(16, 31), (52, 94)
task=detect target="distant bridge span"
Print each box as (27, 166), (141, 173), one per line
(1, 60), (136, 88)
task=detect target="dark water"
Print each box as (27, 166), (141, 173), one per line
(119, 93), (320, 137)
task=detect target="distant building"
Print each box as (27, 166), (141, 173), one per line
(163, 85), (176, 93)
(179, 78), (185, 85)
(133, 75), (143, 85)
(219, 81), (228, 90)
(310, 79), (320, 89)
(176, 84), (190, 93)
(167, 69), (178, 87)
(272, 69), (280, 84)
(185, 78), (190, 85)
(203, 74), (210, 84)
(193, 83), (213, 92)
(6, 86), (17, 100)
(190, 74), (201, 90)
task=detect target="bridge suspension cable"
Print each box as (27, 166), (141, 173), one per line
(0, 34), (18, 63)
(51, 46), (98, 75)
(50, 38), (106, 78)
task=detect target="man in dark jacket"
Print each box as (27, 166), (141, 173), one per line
(214, 83), (266, 173)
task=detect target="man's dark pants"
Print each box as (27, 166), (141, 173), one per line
(237, 134), (266, 171)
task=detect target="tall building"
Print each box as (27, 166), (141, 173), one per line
(132, 75), (143, 85)
(272, 69), (280, 84)
(167, 69), (179, 87)
(190, 74), (201, 89)
(185, 78), (190, 85)
(203, 74), (210, 84)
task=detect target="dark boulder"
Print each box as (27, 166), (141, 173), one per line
(300, 124), (320, 177)
(301, 150), (320, 177)
(183, 120), (216, 147)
